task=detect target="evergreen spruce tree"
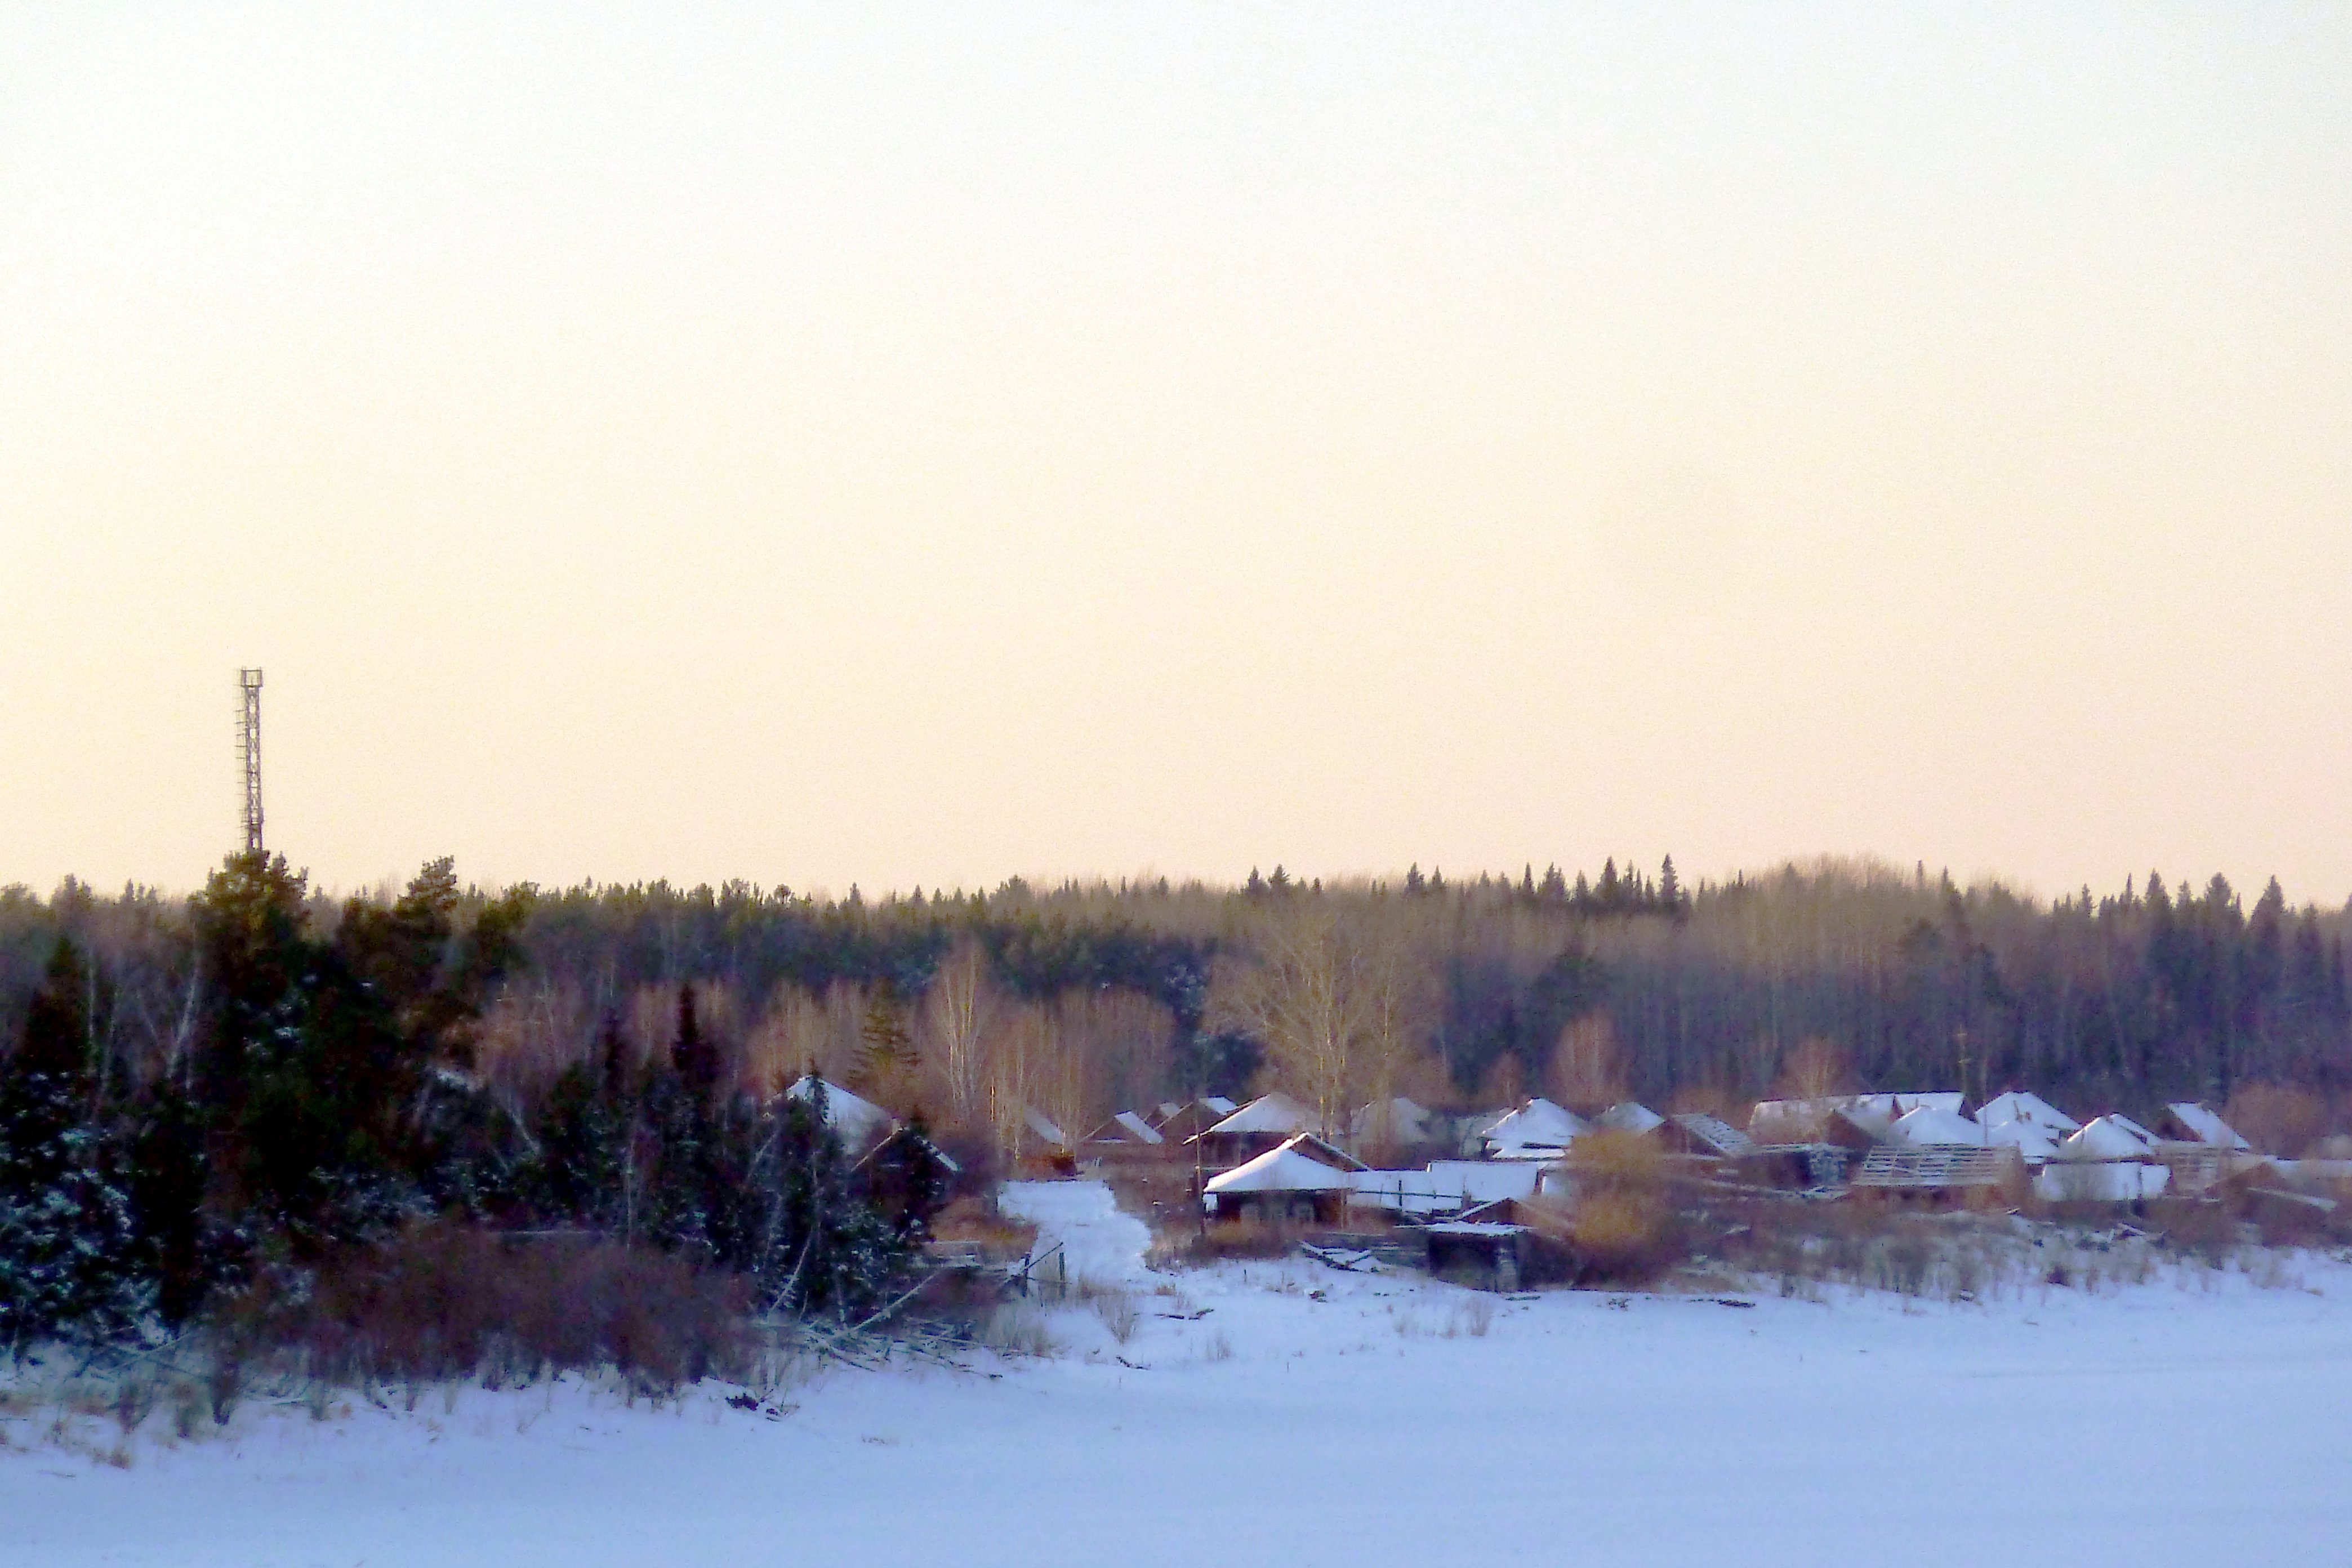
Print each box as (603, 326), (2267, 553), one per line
(126, 1080), (212, 1329)
(752, 1077), (906, 1321)
(538, 1013), (631, 1227)
(0, 939), (149, 1357)
(853, 986), (919, 1108)
(672, 983), (721, 1106)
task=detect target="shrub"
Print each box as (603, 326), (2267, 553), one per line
(217, 1223), (755, 1395)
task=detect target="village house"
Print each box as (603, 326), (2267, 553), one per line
(1202, 1132), (1366, 1224)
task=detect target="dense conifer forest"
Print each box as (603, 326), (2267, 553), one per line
(4, 851), (2348, 1356)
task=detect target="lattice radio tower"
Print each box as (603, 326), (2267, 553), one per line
(236, 668), (265, 854)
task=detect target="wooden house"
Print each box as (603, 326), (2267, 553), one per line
(1202, 1134), (1360, 1224)
(1191, 1093), (1316, 1170)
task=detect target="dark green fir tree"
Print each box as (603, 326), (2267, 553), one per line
(0, 938), (149, 1357)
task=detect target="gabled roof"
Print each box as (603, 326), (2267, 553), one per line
(784, 1075), (895, 1144)
(2057, 1114), (2158, 1161)
(1204, 1092), (1315, 1137)
(2162, 1103), (2251, 1151)
(1482, 1098), (1587, 1157)
(1983, 1117), (2065, 1164)
(1087, 1110), (1162, 1146)
(1978, 1091), (2081, 1137)
(1204, 1135), (1361, 1195)
(1666, 1112), (1757, 1159)
(1749, 1092), (1961, 1142)
(1595, 1101), (1665, 1135)
(1888, 1105), (1986, 1147)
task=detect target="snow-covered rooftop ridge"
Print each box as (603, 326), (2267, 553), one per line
(1983, 1118), (2066, 1164)
(1204, 1137), (1361, 1195)
(2164, 1103), (2251, 1150)
(1888, 1104), (1986, 1147)
(1206, 1092), (1316, 1137)
(2058, 1113), (2158, 1161)
(1595, 1101), (1664, 1135)
(1749, 1091), (1961, 1138)
(1979, 1090), (2082, 1135)
(1482, 1097), (1587, 1155)
(783, 1075), (895, 1142)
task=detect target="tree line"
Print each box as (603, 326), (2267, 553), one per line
(7, 850), (2351, 1351)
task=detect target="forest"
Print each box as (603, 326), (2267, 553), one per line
(4, 850), (2350, 1355)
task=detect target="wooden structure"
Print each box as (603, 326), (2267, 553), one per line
(1661, 1113), (1756, 1161)
(1191, 1093), (1316, 1170)
(1203, 1134), (1360, 1224)
(1849, 1145), (2025, 1207)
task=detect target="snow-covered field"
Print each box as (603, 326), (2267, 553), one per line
(7, 1181), (2349, 1567)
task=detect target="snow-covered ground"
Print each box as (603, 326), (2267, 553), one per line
(7, 1181), (2350, 1566)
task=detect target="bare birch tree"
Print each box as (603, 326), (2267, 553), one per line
(1208, 898), (1433, 1138)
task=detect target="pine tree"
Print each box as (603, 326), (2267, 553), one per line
(1658, 856), (1684, 920)
(0, 939), (149, 1357)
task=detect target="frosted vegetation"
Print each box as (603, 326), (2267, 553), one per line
(6, 1181), (2347, 1566)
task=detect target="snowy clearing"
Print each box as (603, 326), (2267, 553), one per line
(6, 1181), (2349, 1567)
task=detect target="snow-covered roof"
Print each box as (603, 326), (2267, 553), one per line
(1978, 1091), (2081, 1137)
(1205, 1095), (1237, 1116)
(1983, 1118), (2066, 1165)
(1346, 1159), (1543, 1214)
(1750, 1092), (1961, 1142)
(2164, 1103), (2251, 1151)
(1090, 1110), (1161, 1145)
(1423, 1220), (1526, 1237)
(1667, 1112), (1757, 1159)
(2057, 1114), (2158, 1162)
(1204, 1137), (1360, 1195)
(1023, 1106), (1071, 1150)
(2037, 1161), (2171, 1203)
(1205, 1092), (1315, 1137)
(784, 1075), (895, 1143)
(1481, 1098), (1587, 1156)
(1595, 1101), (1665, 1135)
(1888, 1105), (1986, 1147)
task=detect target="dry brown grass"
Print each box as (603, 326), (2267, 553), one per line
(1151, 1217), (1299, 1266)
(929, 1194), (1039, 1257)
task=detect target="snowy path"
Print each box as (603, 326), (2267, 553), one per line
(6, 1191), (2351, 1567)
(996, 1177), (1153, 1287)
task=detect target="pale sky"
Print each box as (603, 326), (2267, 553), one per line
(4, 3), (2348, 904)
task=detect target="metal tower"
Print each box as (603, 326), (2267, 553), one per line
(237, 668), (265, 854)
